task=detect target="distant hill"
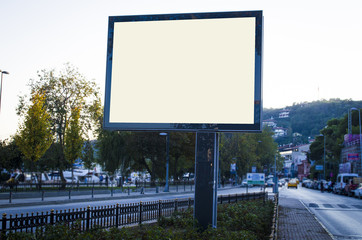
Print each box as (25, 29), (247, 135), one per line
(263, 99), (362, 145)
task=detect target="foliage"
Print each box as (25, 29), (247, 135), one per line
(219, 127), (279, 179)
(309, 109), (361, 180)
(264, 99), (362, 145)
(16, 64), (101, 178)
(17, 63), (101, 148)
(0, 139), (23, 173)
(82, 140), (95, 170)
(64, 106), (83, 166)
(15, 91), (53, 170)
(6, 199), (273, 240)
(96, 130), (133, 176)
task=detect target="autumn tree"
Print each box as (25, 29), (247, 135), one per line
(15, 91), (53, 181)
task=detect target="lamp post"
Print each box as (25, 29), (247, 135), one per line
(351, 108), (362, 176)
(319, 134), (326, 180)
(160, 132), (170, 192)
(0, 70), (9, 112)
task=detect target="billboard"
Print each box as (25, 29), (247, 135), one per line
(247, 173), (265, 185)
(104, 11), (263, 132)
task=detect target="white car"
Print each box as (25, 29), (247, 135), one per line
(354, 183), (362, 199)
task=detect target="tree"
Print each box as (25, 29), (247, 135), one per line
(82, 140), (95, 171)
(64, 106), (83, 182)
(15, 91), (53, 179)
(96, 130), (133, 178)
(17, 64), (101, 180)
(0, 139), (23, 173)
(219, 127), (278, 180)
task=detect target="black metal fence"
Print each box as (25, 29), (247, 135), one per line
(0, 192), (267, 237)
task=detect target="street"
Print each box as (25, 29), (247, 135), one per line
(280, 184), (362, 240)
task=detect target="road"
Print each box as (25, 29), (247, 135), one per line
(0, 185), (269, 216)
(280, 184), (362, 240)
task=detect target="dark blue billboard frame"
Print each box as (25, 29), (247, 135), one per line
(103, 10), (263, 132)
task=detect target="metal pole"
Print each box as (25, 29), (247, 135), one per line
(0, 71), (10, 112)
(161, 133), (170, 192)
(359, 109), (362, 176)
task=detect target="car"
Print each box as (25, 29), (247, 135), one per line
(288, 179), (298, 189)
(354, 183), (362, 199)
(265, 179), (275, 187)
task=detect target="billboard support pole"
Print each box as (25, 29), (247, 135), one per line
(194, 132), (219, 230)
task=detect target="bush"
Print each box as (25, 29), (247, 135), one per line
(6, 199), (274, 240)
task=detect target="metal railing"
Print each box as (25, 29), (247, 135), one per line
(0, 192), (267, 237)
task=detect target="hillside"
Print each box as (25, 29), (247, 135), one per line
(263, 99), (362, 145)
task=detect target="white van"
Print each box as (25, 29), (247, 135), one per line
(333, 173), (359, 194)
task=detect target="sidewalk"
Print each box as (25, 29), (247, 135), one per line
(277, 196), (333, 240)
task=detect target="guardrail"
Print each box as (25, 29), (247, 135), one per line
(0, 191), (267, 237)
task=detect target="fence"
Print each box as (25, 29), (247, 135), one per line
(0, 192), (267, 237)
(0, 180), (195, 193)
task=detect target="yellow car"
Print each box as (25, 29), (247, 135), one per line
(288, 179), (298, 189)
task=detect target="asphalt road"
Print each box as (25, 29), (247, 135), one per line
(0, 185), (269, 216)
(280, 184), (362, 240)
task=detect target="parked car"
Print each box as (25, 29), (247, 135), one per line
(287, 179), (298, 189)
(265, 179), (274, 187)
(354, 183), (362, 199)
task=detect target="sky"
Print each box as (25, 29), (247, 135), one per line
(0, 0), (362, 140)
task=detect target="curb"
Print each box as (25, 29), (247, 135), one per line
(269, 193), (279, 240)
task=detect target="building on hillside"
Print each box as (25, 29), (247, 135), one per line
(279, 109), (290, 118)
(263, 117), (277, 128)
(273, 127), (288, 138)
(340, 134), (361, 176)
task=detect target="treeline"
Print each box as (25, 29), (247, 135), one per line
(264, 99), (362, 145)
(308, 108), (361, 180)
(0, 64), (280, 183)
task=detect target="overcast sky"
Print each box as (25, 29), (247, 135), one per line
(1, 0), (361, 140)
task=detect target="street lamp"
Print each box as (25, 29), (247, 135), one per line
(319, 134), (326, 180)
(0, 70), (9, 112)
(351, 108), (362, 176)
(160, 132), (170, 192)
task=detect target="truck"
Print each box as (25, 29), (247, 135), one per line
(333, 173), (360, 196)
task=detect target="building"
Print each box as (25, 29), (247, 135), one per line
(340, 134), (361, 176)
(279, 109), (290, 119)
(280, 144), (311, 179)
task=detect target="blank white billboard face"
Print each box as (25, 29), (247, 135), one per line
(104, 11), (262, 131)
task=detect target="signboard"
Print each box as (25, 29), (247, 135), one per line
(251, 166), (257, 173)
(348, 153), (359, 161)
(103, 11), (263, 132)
(315, 165), (323, 171)
(230, 163), (237, 174)
(247, 173), (265, 185)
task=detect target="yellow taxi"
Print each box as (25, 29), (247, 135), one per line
(287, 178), (298, 189)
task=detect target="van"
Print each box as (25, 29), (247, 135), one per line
(333, 173), (359, 194)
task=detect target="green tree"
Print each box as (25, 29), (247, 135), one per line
(0, 139), (23, 173)
(82, 140), (95, 171)
(15, 91), (53, 180)
(96, 130), (133, 178)
(64, 106), (83, 182)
